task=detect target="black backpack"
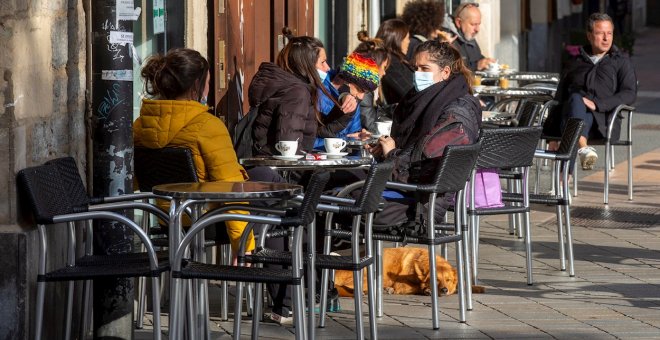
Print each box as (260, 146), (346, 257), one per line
(232, 106), (259, 159)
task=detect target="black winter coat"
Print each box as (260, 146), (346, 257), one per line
(381, 56), (415, 106)
(555, 44), (636, 140)
(452, 33), (485, 72)
(248, 62), (317, 155)
(388, 75), (481, 184)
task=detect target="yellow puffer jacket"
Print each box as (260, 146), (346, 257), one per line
(134, 99), (254, 252)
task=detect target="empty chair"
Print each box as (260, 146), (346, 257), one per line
(17, 162), (166, 340)
(467, 127), (542, 286)
(503, 118), (584, 277)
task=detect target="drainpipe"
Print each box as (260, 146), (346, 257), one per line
(368, 0), (380, 36)
(90, 1), (135, 338)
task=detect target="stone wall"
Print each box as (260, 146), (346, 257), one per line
(0, 0), (87, 338)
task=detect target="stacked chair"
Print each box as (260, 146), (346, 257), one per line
(17, 158), (168, 340)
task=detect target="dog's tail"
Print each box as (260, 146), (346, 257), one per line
(471, 285), (486, 294)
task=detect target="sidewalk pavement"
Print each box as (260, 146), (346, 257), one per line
(136, 148), (660, 339)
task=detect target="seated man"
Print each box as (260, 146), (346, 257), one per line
(549, 12), (636, 170)
(443, 2), (496, 71)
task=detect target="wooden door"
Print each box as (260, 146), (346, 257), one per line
(213, 0), (314, 133)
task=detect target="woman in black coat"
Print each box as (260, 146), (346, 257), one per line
(368, 40), (481, 225)
(376, 19), (414, 107)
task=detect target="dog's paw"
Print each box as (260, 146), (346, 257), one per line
(384, 287), (395, 295)
(423, 288), (432, 296)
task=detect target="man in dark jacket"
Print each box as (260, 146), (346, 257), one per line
(553, 12), (636, 170)
(444, 2), (496, 71)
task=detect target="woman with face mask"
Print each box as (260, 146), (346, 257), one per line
(365, 40), (481, 225)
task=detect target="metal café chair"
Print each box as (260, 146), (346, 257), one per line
(467, 127), (542, 286)
(17, 162), (167, 340)
(169, 170), (330, 340)
(503, 118), (584, 278)
(133, 146), (234, 324)
(238, 162), (393, 340)
(571, 104), (635, 204)
(325, 143), (481, 329)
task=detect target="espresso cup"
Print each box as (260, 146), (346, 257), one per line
(376, 121), (392, 136)
(324, 138), (347, 154)
(275, 140), (298, 157)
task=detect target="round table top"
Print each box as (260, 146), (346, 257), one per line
(476, 70), (559, 83)
(345, 137), (378, 146)
(240, 155), (373, 170)
(152, 181), (303, 199)
(474, 87), (554, 98)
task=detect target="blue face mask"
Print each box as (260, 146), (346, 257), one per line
(317, 69), (328, 82)
(414, 71), (435, 92)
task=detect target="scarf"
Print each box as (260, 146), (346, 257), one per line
(392, 74), (470, 149)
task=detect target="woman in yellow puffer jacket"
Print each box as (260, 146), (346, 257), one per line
(134, 48), (253, 254)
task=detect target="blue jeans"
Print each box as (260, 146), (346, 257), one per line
(562, 93), (593, 139)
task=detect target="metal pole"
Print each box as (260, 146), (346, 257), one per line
(91, 1), (135, 338)
(368, 0), (381, 36)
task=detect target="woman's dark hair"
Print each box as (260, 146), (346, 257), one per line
(415, 40), (472, 94)
(141, 48), (209, 101)
(354, 31), (389, 69)
(376, 19), (409, 64)
(277, 27), (330, 121)
(401, 0), (445, 38)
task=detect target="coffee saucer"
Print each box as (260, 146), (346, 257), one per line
(319, 152), (349, 159)
(272, 155), (304, 161)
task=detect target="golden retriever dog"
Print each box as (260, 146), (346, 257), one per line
(334, 247), (484, 297)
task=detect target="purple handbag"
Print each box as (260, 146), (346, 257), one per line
(467, 168), (504, 208)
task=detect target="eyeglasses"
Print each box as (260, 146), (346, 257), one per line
(454, 2), (479, 19)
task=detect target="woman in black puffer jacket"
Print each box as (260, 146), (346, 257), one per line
(248, 34), (331, 156)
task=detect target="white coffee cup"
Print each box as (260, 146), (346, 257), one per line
(324, 138), (347, 154)
(488, 63), (501, 72)
(376, 121), (392, 136)
(275, 140), (298, 157)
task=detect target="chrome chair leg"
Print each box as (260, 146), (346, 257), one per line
(64, 281), (74, 339)
(251, 282), (264, 339)
(376, 240), (384, 317)
(136, 276), (147, 328)
(233, 282), (245, 340)
(151, 276), (162, 340)
(35, 280), (46, 340)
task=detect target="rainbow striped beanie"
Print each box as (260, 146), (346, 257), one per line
(337, 52), (380, 92)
